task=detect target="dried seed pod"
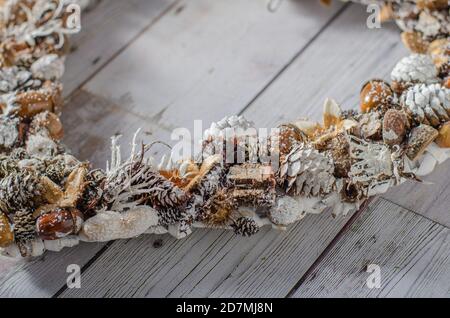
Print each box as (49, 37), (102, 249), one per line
(416, 0), (449, 10)
(358, 111), (383, 140)
(401, 31), (430, 54)
(0, 212), (14, 248)
(427, 38), (450, 71)
(406, 124), (439, 161)
(277, 124), (305, 156)
(360, 79), (393, 113)
(383, 109), (408, 146)
(323, 98), (343, 129)
(36, 208), (84, 240)
(326, 133), (352, 178)
(436, 122), (450, 148)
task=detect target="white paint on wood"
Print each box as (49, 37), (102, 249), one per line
(292, 199), (450, 298)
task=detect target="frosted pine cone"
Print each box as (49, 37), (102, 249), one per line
(13, 209), (36, 256)
(232, 217), (259, 237)
(202, 115), (258, 163)
(391, 54), (439, 92)
(0, 171), (42, 213)
(401, 83), (450, 127)
(278, 143), (335, 197)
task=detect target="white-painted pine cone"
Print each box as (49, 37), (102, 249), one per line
(401, 83), (450, 127)
(391, 54), (439, 84)
(80, 206), (159, 242)
(31, 54), (65, 80)
(278, 143), (335, 197)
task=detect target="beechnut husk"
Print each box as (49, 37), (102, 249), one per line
(0, 0), (449, 258)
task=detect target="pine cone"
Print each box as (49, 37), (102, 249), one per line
(0, 117), (19, 151)
(13, 209), (36, 256)
(391, 54), (439, 92)
(232, 217), (259, 237)
(401, 83), (450, 127)
(201, 115), (258, 163)
(44, 161), (67, 184)
(278, 143), (336, 197)
(0, 156), (18, 178)
(0, 171), (42, 213)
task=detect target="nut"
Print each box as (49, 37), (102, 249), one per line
(360, 79), (393, 113)
(0, 212), (14, 248)
(36, 208), (84, 240)
(16, 90), (55, 118)
(436, 122), (450, 148)
(416, 0), (449, 10)
(383, 109), (408, 146)
(406, 124), (439, 161)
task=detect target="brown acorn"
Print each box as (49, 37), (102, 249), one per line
(16, 90), (55, 118)
(0, 212), (14, 248)
(436, 122), (450, 148)
(360, 79), (393, 113)
(36, 208), (84, 240)
(444, 77), (450, 89)
(30, 111), (64, 140)
(416, 0), (449, 10)
(383, 109), (408, 146)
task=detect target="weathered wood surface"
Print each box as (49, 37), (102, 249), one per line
(292, 199), (450, 298)
(1, 0), (449, 298)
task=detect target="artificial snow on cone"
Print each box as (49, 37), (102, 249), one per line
(401, 83), (450, 127)
(278, 143), (336, 197)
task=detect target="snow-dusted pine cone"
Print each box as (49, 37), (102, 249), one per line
(13, 209), (36, 256)
(278, 143), (335, 197)
(401, 83), (450, 127)
(0, 171), (42, 213)
(0, 116), (19, 151)
(201, 115), (259, 163)
(232, 217), (259, 237)
(391, 54), (439, 92)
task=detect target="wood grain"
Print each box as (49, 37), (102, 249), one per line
(291, 199), (450, 298)
(63, 0), (178, 97)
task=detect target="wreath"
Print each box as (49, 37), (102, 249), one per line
(0, 0), (448, 258)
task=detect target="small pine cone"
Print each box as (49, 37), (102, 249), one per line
(139, 169), (190, 211)
(77, 169), (106, 218)
(391, 54), (439, 92)
(232, 217), (259, 237)
(13, 209), (36, 256)
(0, 117), (19, 151)
(401, 83), (450, 127)
(0, 171), (42, 213)
(0, 156), (18, 178)
(278, 143), (336, 197)
(10, 147), (29, 160)
(44, 161), (67, 184)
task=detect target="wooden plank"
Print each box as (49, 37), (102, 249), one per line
(81, 0), (345, 127)
(291, 199), (450, 298)
(62, 0), (178, 97)
(382, 163), (450, 228)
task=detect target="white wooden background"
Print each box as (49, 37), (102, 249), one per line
(0, 0), (449, 298)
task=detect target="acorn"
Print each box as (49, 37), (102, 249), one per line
(16, 90), (55, 118)
(30, 111), (64, 140)
(383, 109), (408, 146)
(0, 212), (14, 248)
(436, 122), (450, 148)
(360, 79), (393, 113)
(36, 208), (84, 240)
